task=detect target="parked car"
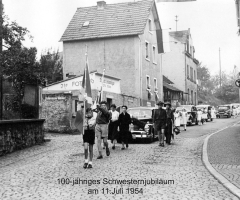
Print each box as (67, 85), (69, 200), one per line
(196, 105), (215, 121)
(127, 107), (159, 143)
(175, 105), (198, 125)
(216, 105), (232, 118)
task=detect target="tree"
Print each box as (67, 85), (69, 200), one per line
(1, 15), (43, 118)
(197, 63), (214, 92)
(38, 48), (63, 84)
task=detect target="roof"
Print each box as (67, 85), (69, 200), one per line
(163, 75), (174, 84)
(163, 81), (182, 92)
(60, 0), (154, 41)
(169, 30), (189, 43)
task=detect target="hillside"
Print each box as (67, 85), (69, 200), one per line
(198, 90), (226, 107)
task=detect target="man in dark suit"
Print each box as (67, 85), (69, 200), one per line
(153, 101), (167, 147)
(165, 102), (174, 145)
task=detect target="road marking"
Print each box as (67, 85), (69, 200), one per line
(202, 121), (240, 198)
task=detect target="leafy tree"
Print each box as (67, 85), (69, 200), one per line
(38, 48), (63, 84)
(1, 15), (43, 118)
(197, 63), (211, 83)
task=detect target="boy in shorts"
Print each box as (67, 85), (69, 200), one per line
(83, 108), (97, 169)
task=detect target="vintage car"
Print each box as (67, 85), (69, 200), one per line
(216, 105), (232, 118)
(196, 105), (215, 121)
(127, 107), (161, 143)
(175, 105), (198, 125)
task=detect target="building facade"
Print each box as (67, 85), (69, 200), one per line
(60, 0), (164, 107)
(162, 29), (199, 105)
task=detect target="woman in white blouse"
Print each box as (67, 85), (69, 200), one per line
(181, 108), (188, 131)
(108, 104), (120, 150)
(174, 110), (181, 133)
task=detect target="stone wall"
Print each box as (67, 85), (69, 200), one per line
(41, 93), (73, 133)
(0, 119), (45, 156)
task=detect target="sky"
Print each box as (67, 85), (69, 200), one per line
(3, 0), (240, 75)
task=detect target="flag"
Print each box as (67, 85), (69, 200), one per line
(156, 0), (196, 2)
(81, 52), (93, 107)
(92, 69), (105, 109)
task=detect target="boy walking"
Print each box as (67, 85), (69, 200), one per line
(153, 101), (167, 147)
(83, 108), (97, 169)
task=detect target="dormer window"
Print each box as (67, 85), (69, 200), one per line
(148, 19), (152, 32)
(83, 21), (90, 27)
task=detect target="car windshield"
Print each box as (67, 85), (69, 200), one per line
(176, 106), (192, 112)
(218, 106), (229, 110)
(128, 109), (152, 118)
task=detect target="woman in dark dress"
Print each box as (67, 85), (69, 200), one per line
(118, 105), (131, 150)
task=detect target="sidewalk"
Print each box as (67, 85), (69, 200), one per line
(207, 123), (240, 193)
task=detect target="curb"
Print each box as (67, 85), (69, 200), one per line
(202, 122), (240, 198)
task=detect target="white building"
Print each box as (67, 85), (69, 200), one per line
(162, 29), (199, 105)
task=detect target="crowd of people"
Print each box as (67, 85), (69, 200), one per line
(80, 101), (132, 169)
(79, 100), (214, 169)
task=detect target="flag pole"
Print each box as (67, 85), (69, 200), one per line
(101, 69), (105, 101)
(83, 45), (88, 135)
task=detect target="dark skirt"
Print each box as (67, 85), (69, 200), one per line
(108, 121), (119, 141)
(119, 125), (129, 143)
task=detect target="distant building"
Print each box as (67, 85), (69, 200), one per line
(162, 29), (199, 105)
(236, 0), (240, 29)
(60, 0), (164, 107)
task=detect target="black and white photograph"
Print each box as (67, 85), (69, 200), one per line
(1, 0), (240, 199)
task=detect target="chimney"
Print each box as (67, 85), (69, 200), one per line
(97, 1), (106, 9)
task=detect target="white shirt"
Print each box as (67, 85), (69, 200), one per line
(110, 110), (119, 122)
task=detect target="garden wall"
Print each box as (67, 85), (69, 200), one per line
(0, 119), (45, 156)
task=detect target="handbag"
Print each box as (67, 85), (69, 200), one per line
(173, 127), (180, 135)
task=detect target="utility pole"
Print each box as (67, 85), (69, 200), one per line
(0, 0), (3, 120)
(219, 48), (222, 91)
(175, 15), (178, 31)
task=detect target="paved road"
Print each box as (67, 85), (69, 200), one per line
(0, 117), (240, 200)
(208, 119), (240, 190)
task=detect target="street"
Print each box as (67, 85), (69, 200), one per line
(0, 117), (240, 200)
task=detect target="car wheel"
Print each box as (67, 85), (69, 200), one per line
(211, 118), (213, 121)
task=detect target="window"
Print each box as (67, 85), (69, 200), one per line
(187, 65), (189, 78)
(148, 19), (152, 32)
(145, 42), (149, 59)
(154, 78), (157, 89)
(190, 67), (193, 80)
(191, 90), (193, 105)
(194, 92), (197, 105)
(146, 75), (150, 88)
(107, 98), (112, 110)
(194, 70), (196, 81)
(152, 46), (156, 63)
(82, 21), (90, 27)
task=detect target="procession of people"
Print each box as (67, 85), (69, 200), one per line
(79, 99), (215, 169)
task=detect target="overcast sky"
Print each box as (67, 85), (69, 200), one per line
(3, 0), (240, 75)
